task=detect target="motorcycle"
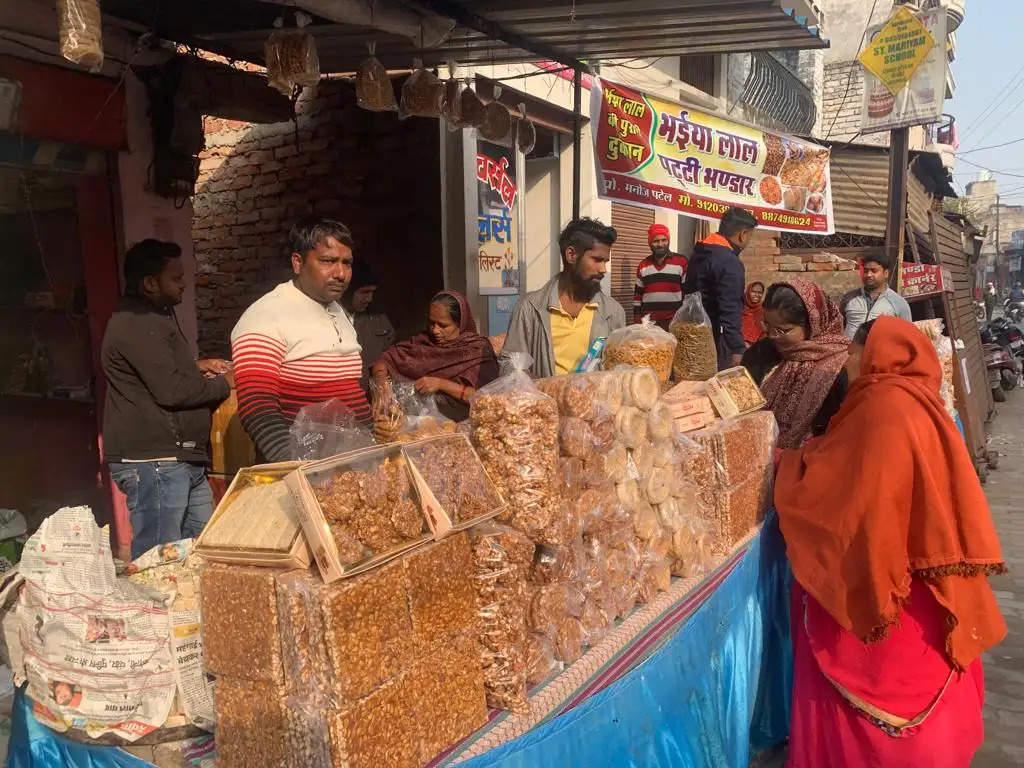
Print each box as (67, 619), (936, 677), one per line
(1002, 297), (1024, 323)
(986, 317), (1024, 361)
(981, 326), (1021, 401)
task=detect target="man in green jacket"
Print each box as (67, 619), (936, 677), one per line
(503, 217), (625, 378)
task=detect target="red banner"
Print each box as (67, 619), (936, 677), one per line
(901, 263), (953, 299)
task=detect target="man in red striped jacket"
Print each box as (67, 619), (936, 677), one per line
(231, 217), (370, 462)
(633, 223), (688, 330)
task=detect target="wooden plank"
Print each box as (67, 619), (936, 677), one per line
(929, 210), (987, 464)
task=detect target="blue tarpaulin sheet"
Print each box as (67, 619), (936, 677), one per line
(7, 691), (152, 768)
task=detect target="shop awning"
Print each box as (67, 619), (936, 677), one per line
(102, 0), (827, 73)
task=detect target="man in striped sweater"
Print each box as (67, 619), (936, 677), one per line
(231, 218), (370, 462)
(633, 223), (688, 330)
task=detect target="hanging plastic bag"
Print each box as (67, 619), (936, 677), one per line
(57, 0), (104, 72)
(400, 59), (445, 118)
(458, 85), (486, 128)
(516, 104), (537, 155)
(265, 15), (320, 96)
(479, 90), (513, 144)
(603, 316), (677, 383)
(442, 78), (463, 130)
(669, 294), (718, 381)
(355, 41), (397, 112)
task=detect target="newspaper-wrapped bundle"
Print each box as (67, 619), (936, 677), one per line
(0, 506), (214, 741)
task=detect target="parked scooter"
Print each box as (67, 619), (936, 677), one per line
(986, 316), (1024, 360)
(981, 325), (1021, 401)
(1002, 297), (1024, 323)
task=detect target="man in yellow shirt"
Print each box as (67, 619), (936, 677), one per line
(504, 218), (625, 377)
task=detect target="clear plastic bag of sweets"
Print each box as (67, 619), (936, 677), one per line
(57, 0), (103, 72)
(603, 317), (677, 382)
(265, 26), (320, 96)
(669, 294), (718, 381)
(470, 353), (559, 537)
(288, 398), (373, 461)
(355, 42), (398, 111)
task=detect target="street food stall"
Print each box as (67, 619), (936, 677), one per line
(2, 355), (789, 768)
(0, 0), (840, 765)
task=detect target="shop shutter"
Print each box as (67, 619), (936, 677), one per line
(610, 202), (655, 316)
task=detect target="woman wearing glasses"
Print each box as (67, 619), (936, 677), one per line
(740, 279), (850, 449)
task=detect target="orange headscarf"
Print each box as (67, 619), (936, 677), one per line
(775, 316), (1006, 669)
(741, 282), (766, 345)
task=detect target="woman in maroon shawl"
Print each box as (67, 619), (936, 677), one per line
(741, 279), (850, 448)
(371, 290), (499, 421)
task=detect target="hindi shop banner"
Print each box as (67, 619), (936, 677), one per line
(476, 141), (521, 296)
(591, 78), (834, 234)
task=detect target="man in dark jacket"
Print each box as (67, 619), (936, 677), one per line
(342, 257), (395, 393)
(683, 207), (758, 369)
(102, 240), (231, 558)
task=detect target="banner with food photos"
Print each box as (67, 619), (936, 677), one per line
(591, 78), (834, 234)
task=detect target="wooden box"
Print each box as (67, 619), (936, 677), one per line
(195, 462), (311, 569)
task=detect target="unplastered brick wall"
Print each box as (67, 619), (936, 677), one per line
(740, 230), (862, 300)
(192, 79), (443, 358)
(820, 61), (887, 147)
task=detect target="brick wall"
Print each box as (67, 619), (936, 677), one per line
(820, 61), (887, 146)
(192, 79), (443, 358)
(740, 229), (862, 301)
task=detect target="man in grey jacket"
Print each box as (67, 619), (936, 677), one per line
(840, 251), (912, 339)
(503, 217), (625, 378)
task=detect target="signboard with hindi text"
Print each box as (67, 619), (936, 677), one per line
(901, 262), (953, 300)
(859, 6), (946, 133)
(476, 141), (520, 296)
(591, 78), (834, 234)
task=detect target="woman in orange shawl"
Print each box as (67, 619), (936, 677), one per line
(775, 316), (1006, 767)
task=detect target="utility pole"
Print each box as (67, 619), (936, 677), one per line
(885, 127), (909, 290)
(996, 194), (1001, 296)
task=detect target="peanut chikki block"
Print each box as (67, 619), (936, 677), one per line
(276, 569), (332, 700)
(709, 468), (773, 552)
(283, 697), (332, 768)
(692, 410), (776, 488)
(320, 557), (417, 703)
(328, 674), (421, 768)
(405, 533), (478, 644)
(414, 636), (488, 762)
(334, 638), (486, 768)
(214, 677), (287, 768)
(201, 563), (283, 683)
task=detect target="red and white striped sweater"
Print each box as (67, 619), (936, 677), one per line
(231, 281), (369, 461)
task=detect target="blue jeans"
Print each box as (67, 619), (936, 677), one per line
(109, 461), (213, 560)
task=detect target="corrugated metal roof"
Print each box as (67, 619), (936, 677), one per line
(829, 146), (889, 239)
(104, 0), (827, 73)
